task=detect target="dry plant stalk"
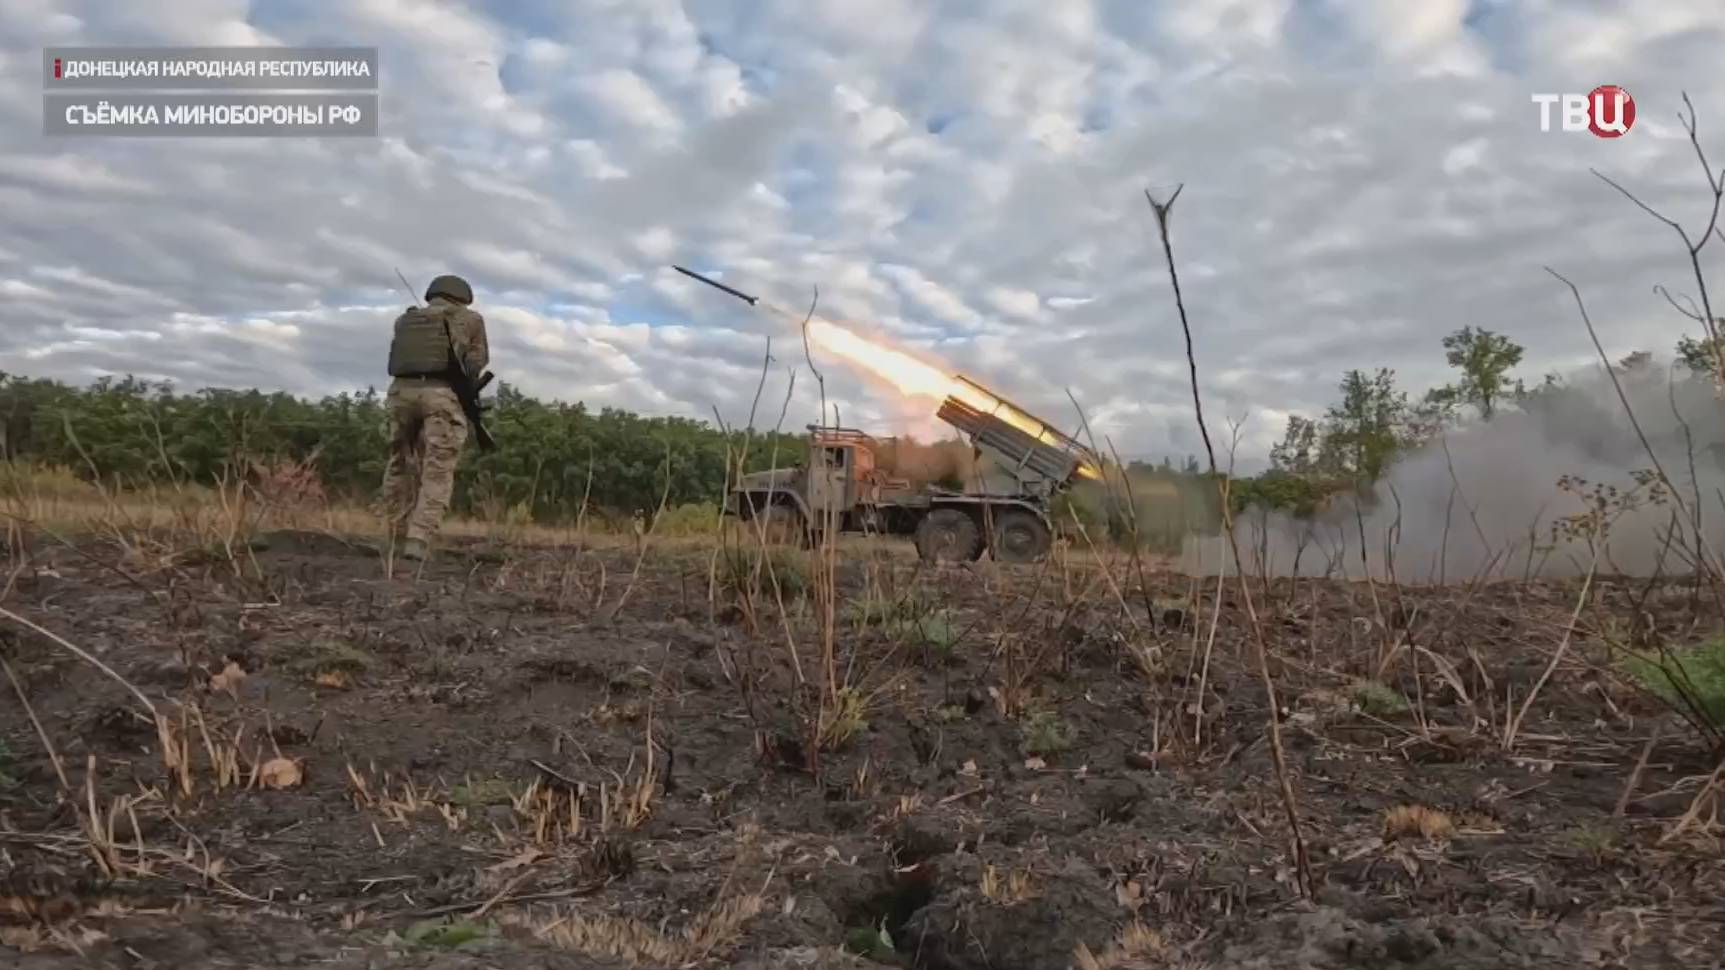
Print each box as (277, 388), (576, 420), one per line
(2, 654), (70, 790)
(1145, 185), (1311, 896)
(607, 439), (675, 616)
(514, 777), (585, 844)
(0, 607), (179, 786)
(979, 864), (1038, 905)
(1658, 753), (1725, 846)
(1502, 541), (1600, 751)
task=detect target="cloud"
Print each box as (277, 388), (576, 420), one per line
(578, 68), (683, 134)
(0, 155), (155, 195)
(984, 286), (1041, 320)
(879, 264), (983, 330)
(0, 0), (1721, 474)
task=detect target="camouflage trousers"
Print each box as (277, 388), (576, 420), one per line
(379, 379), (468, 542)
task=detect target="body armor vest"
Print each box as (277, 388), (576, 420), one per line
(387, 305), (454, 377)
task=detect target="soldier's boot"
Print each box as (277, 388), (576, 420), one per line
(400, 537), (430, 562)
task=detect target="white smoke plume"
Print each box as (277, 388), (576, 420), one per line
(1181, 356), (1725, 581)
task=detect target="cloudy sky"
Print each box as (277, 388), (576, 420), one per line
(1, 0), (1722, 469)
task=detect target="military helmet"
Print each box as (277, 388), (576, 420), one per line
(424, 274), (473, 305)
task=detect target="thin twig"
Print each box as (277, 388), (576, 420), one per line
(2, 654), (70, 790)
(1145, 185), (1310, 897)
(1504, 545), (1600, 751)
(1615, 726), (1660, 817)
(0, 607), (159, 718)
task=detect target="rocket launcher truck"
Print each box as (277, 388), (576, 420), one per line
(673, 265), (1103, 562)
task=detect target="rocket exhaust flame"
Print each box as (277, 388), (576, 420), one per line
(672, 263), (1102, 480)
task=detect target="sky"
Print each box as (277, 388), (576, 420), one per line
(1, 0), (1722, 472)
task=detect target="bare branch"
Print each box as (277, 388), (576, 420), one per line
(1142, 185), (1310, 898)
(1144, 186), (1216, 472)
(1545, 267), (1722, 583)
(1653, 284), (1705, 322)
(1595, 94), (1725, 377)
(1592, 169), (1683, 232)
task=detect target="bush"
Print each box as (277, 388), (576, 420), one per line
(654, 502), (721, 537)
(1021, 710), (1074, 756)
(1351, 679), (1410, 718)
(0, 372), (807, 528)
(0, 462), (103, 501)
(720, 545), (807, 601)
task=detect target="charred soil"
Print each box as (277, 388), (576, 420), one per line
(1, 529), (1721, 968)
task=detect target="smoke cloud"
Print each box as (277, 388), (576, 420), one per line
(1181, 356), (1725, 581)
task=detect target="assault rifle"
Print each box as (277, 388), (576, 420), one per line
(443, 319), (497, 452)
(396, 269), (497, 452)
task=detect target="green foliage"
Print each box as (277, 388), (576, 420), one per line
(1228, 469), (1325, 519)
(1352, 680), (1410, 718)
(1675, 325), (1725, 377)
(1623, 639), (1725, 733)
(0, 373), (804, 524)
(283, 639), (376, 681)
(821, 686), (871, 749)
(404, 919), (493, 948)
(1428, 326), (1525, 421)
(0, 462), (100, 501)
(1246, 328), (1536, 515)
(1021, 710), (1074, 756)
(1562, 823), (1618, 857)
(448, 777), (517, 808)
(1319, 368), (1411, 483)
(845, 593), (960, 654)
(720, 545), (808, 601)
(653, 502), (722, 536)
(1268, 415), (1321, 477)
(903, 610), (961, 655)
(843, 592), (928, 627)
(844, 922), (896, 961)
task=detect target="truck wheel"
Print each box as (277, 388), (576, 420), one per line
(916, 508), (981, 562)
(990, 509), (1051, 562)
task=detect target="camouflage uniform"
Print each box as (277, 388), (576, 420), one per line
(379, 279), (489, 556)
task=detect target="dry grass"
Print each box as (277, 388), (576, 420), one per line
(344, 762), (465, 832)
(1073, 920), (1168, 970)
(979, 864), (1038, 905)
(1383, 804), (1456, 842)
(510, 888), (766, 964)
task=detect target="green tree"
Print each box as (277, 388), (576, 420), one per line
(1318, 368), (1409, 483)
(1425, 326), (1525, 421)
(1676, 326), (1725, 377)
(1268, 414), (1321, 477)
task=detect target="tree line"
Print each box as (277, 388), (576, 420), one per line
(0, 374), (805, 525)
(1249, 324), (1725, 516)
(0, 321), (1715, 530)
(1059, 323), (1725, 549)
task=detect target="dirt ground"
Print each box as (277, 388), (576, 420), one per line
(1, 527), (1722, 969)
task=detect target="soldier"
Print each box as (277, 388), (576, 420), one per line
(379, 274), (489, 561)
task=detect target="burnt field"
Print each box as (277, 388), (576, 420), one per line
(2, 528), (1722, 969)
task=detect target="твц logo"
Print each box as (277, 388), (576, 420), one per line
(1531, 85), (1635, 137)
